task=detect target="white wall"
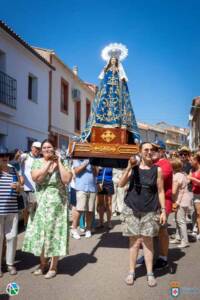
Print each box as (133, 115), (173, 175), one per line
(0, 118), (46, 150)
(0, 28), (50, 150)
(51, 55), (94, 138)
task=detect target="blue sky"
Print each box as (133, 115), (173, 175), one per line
(1, 0), (200, 128)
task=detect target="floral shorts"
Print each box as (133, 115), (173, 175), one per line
(121, 204), (160, 237)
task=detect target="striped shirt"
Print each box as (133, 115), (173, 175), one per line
(0, 168), (18, 215)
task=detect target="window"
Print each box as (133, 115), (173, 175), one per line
(28, 74), (38, 102)
(75, 100), (81, 132)
(86, 98), (91, 121)
(72, 88), (81, 99)
(61, 79), (69, 114)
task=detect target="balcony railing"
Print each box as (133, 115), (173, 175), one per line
(0, 70), (17, 109)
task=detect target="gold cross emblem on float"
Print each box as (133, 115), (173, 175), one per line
(101, 130), (116, 143)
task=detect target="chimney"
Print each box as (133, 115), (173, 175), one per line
(73, 66), (78, 76)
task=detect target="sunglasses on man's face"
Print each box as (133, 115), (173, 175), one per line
(179, 153), (188, 157)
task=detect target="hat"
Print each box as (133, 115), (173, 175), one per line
(32, 141), (41, 148)
(152, 140), (166, 150)
(178, 146), (190, 153)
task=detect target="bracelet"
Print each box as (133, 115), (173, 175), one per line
(161, 208), (166, 211)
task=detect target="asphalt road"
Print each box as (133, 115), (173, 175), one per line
(0, 215), (200, 300)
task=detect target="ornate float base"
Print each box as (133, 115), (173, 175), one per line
(68, 142), (139, 168)
(68, 142), (139, 159)
(68, 127), (139, 167)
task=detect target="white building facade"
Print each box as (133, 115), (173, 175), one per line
(138, 121), (188, 150)
(34, 48), (96, 150)
(0, 21), (53, 151)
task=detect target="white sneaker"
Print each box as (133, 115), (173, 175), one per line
(170, 239), (180, 244)
(79, 228), (85, 233)
(177, 242), (189, 248)
(85, 230), (92, 238)
(70, 229), (81, 240)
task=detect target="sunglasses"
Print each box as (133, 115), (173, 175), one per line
(179, 153), (188, 157)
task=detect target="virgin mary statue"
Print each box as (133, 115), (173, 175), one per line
(79, 43), (140, 143)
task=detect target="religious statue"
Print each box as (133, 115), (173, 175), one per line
(80, 43), (140, 143)
(69, 43), (140, 167)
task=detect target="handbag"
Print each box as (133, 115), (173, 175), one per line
(97, 168), (106, 192)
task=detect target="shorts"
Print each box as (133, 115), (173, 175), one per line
(97, 182), (114, 196)
(76, 191), (96, 212)
(24, 192), (37, 213)
(193, 194), (200, 203)
(121, 204), (160, 237)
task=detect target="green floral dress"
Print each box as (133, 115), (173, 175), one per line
(22, 159), (70, 257)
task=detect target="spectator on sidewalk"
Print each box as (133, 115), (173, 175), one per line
(170, 158), (192, 248)
(0, 148), (21, 277)
(22, 139), (72, 279)
(119, 143), (166, 287)
(70, 159), (97, 239)
(20, 141), (41, 226)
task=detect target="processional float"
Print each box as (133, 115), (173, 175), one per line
(68, 43), (140, 168)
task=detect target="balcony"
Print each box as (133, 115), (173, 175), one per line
(0, 70), (17, 109)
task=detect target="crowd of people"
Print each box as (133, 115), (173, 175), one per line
(0, 139), (200, 286)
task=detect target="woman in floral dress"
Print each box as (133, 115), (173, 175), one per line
(22, 140), (72, 279)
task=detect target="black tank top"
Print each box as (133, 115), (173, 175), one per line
(125, 165), (159, 212)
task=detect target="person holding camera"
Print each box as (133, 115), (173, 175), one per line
(22, 139), (72, 279)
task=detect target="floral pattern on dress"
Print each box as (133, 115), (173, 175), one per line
(22, 159), (70, 257)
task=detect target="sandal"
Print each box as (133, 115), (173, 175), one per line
(44, 270), (57, 279)
(125, 272), (135, 285)
(33, 268), (43, 276)
(147, 272), (157, 287)
(32, 264), (48, 276)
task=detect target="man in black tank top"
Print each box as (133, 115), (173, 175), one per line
(118, 142), (166, 287)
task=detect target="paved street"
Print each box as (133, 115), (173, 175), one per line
(0, 216), (200, 300)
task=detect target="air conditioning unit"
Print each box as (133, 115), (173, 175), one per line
(72, 88), (81, 100)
